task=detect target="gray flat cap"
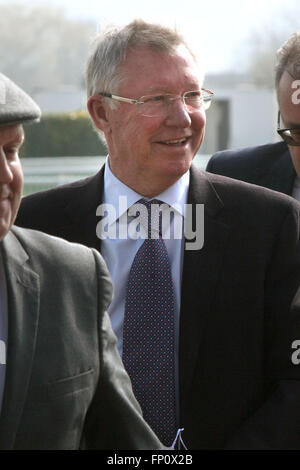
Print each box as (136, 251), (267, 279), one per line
(0, 73), (41, 127)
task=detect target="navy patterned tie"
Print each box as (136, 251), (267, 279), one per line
(123, 199), (177, 446)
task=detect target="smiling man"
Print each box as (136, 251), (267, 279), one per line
(89, 44), (206, 196)
(16, 20), (300, 449)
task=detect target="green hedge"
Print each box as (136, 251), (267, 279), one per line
(20, 111), (107, 157)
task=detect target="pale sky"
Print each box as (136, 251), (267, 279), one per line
(2, 0), (299, 72)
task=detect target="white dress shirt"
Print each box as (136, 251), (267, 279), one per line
(100, 157), (189, 362)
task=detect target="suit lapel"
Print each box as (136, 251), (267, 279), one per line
(179, 166), (230, 405)
(64, 166), (105, 251)
(258, 148), (296, 195)
(0, 230), (40, 449)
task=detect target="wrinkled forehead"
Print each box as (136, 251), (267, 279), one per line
(118, 44), (204, 94)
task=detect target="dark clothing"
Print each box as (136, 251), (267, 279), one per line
(206, 141), (296, 196)
(16, 164), (300, 449)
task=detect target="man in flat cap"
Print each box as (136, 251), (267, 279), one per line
(0, 73), (163, 450)
(0, 73), (41, 126)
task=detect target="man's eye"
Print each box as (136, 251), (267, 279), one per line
(185, 91), (202, 100)
(146, 95), (165, 103)
(187, 91), (201, 97)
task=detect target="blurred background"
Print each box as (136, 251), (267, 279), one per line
(1, 0), (299, 193)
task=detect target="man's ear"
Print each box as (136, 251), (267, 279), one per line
(87, 95), (111, 132)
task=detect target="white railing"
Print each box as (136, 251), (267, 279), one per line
(21, 154), (211, 195)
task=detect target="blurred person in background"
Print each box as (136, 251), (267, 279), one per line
(207, 32), (300, 201)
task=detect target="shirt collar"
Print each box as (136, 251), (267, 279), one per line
(103, 156), (190, 225)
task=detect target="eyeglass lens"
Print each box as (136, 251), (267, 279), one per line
(139, 92), (212, 117)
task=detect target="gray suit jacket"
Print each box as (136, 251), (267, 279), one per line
(0, 226), (162, 450)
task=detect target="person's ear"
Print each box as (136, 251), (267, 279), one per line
(87, 95), (111, 132)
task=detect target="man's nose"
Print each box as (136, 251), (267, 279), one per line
(0, 149), (13, 183)
(164, 97), (192, 127)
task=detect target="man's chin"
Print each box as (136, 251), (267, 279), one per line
(165, 156), (193, 175)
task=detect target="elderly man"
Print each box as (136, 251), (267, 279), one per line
(0, 72), (163, 450)
(206, 32), (300, 201)
(16, 20), (300, 449)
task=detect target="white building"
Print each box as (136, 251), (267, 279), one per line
(202, 84), (279, 154)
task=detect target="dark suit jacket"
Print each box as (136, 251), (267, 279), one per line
(206, 141), (296, 196)
(16, 164), (300, 449)
(0, 226), (162, 450)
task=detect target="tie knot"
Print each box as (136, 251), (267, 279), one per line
(131, 198), (164, 238)
(137, 198), (162, 211)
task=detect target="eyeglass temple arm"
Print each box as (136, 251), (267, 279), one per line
(277, 110), (281, 130)
(98, 92), (138, 104)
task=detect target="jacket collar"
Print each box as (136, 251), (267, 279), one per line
(63, 167), (105, 250)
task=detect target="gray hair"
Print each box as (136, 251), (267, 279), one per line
(275, 32), (300, 89)
(86, 19), (199, 99)
(86, 19), (201, 144)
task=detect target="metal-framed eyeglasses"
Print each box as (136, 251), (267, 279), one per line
(277, 110), (300, 146)
(98, 88), (214, 118)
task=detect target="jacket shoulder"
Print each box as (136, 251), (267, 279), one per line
(202, 169), (300, 215)
(10, 225), (112, 305)
(19, 173), (97, 210)
(206, 141), (288, 180)
(12, 223), (84, 251)
(15, 167), (104, 236)
(10, 225), (106, 275)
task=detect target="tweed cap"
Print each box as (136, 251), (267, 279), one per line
(0, 73), (41, 127)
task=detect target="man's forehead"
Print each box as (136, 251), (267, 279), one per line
(125, 43), (197, 61)
(119, 45), (203, 92)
